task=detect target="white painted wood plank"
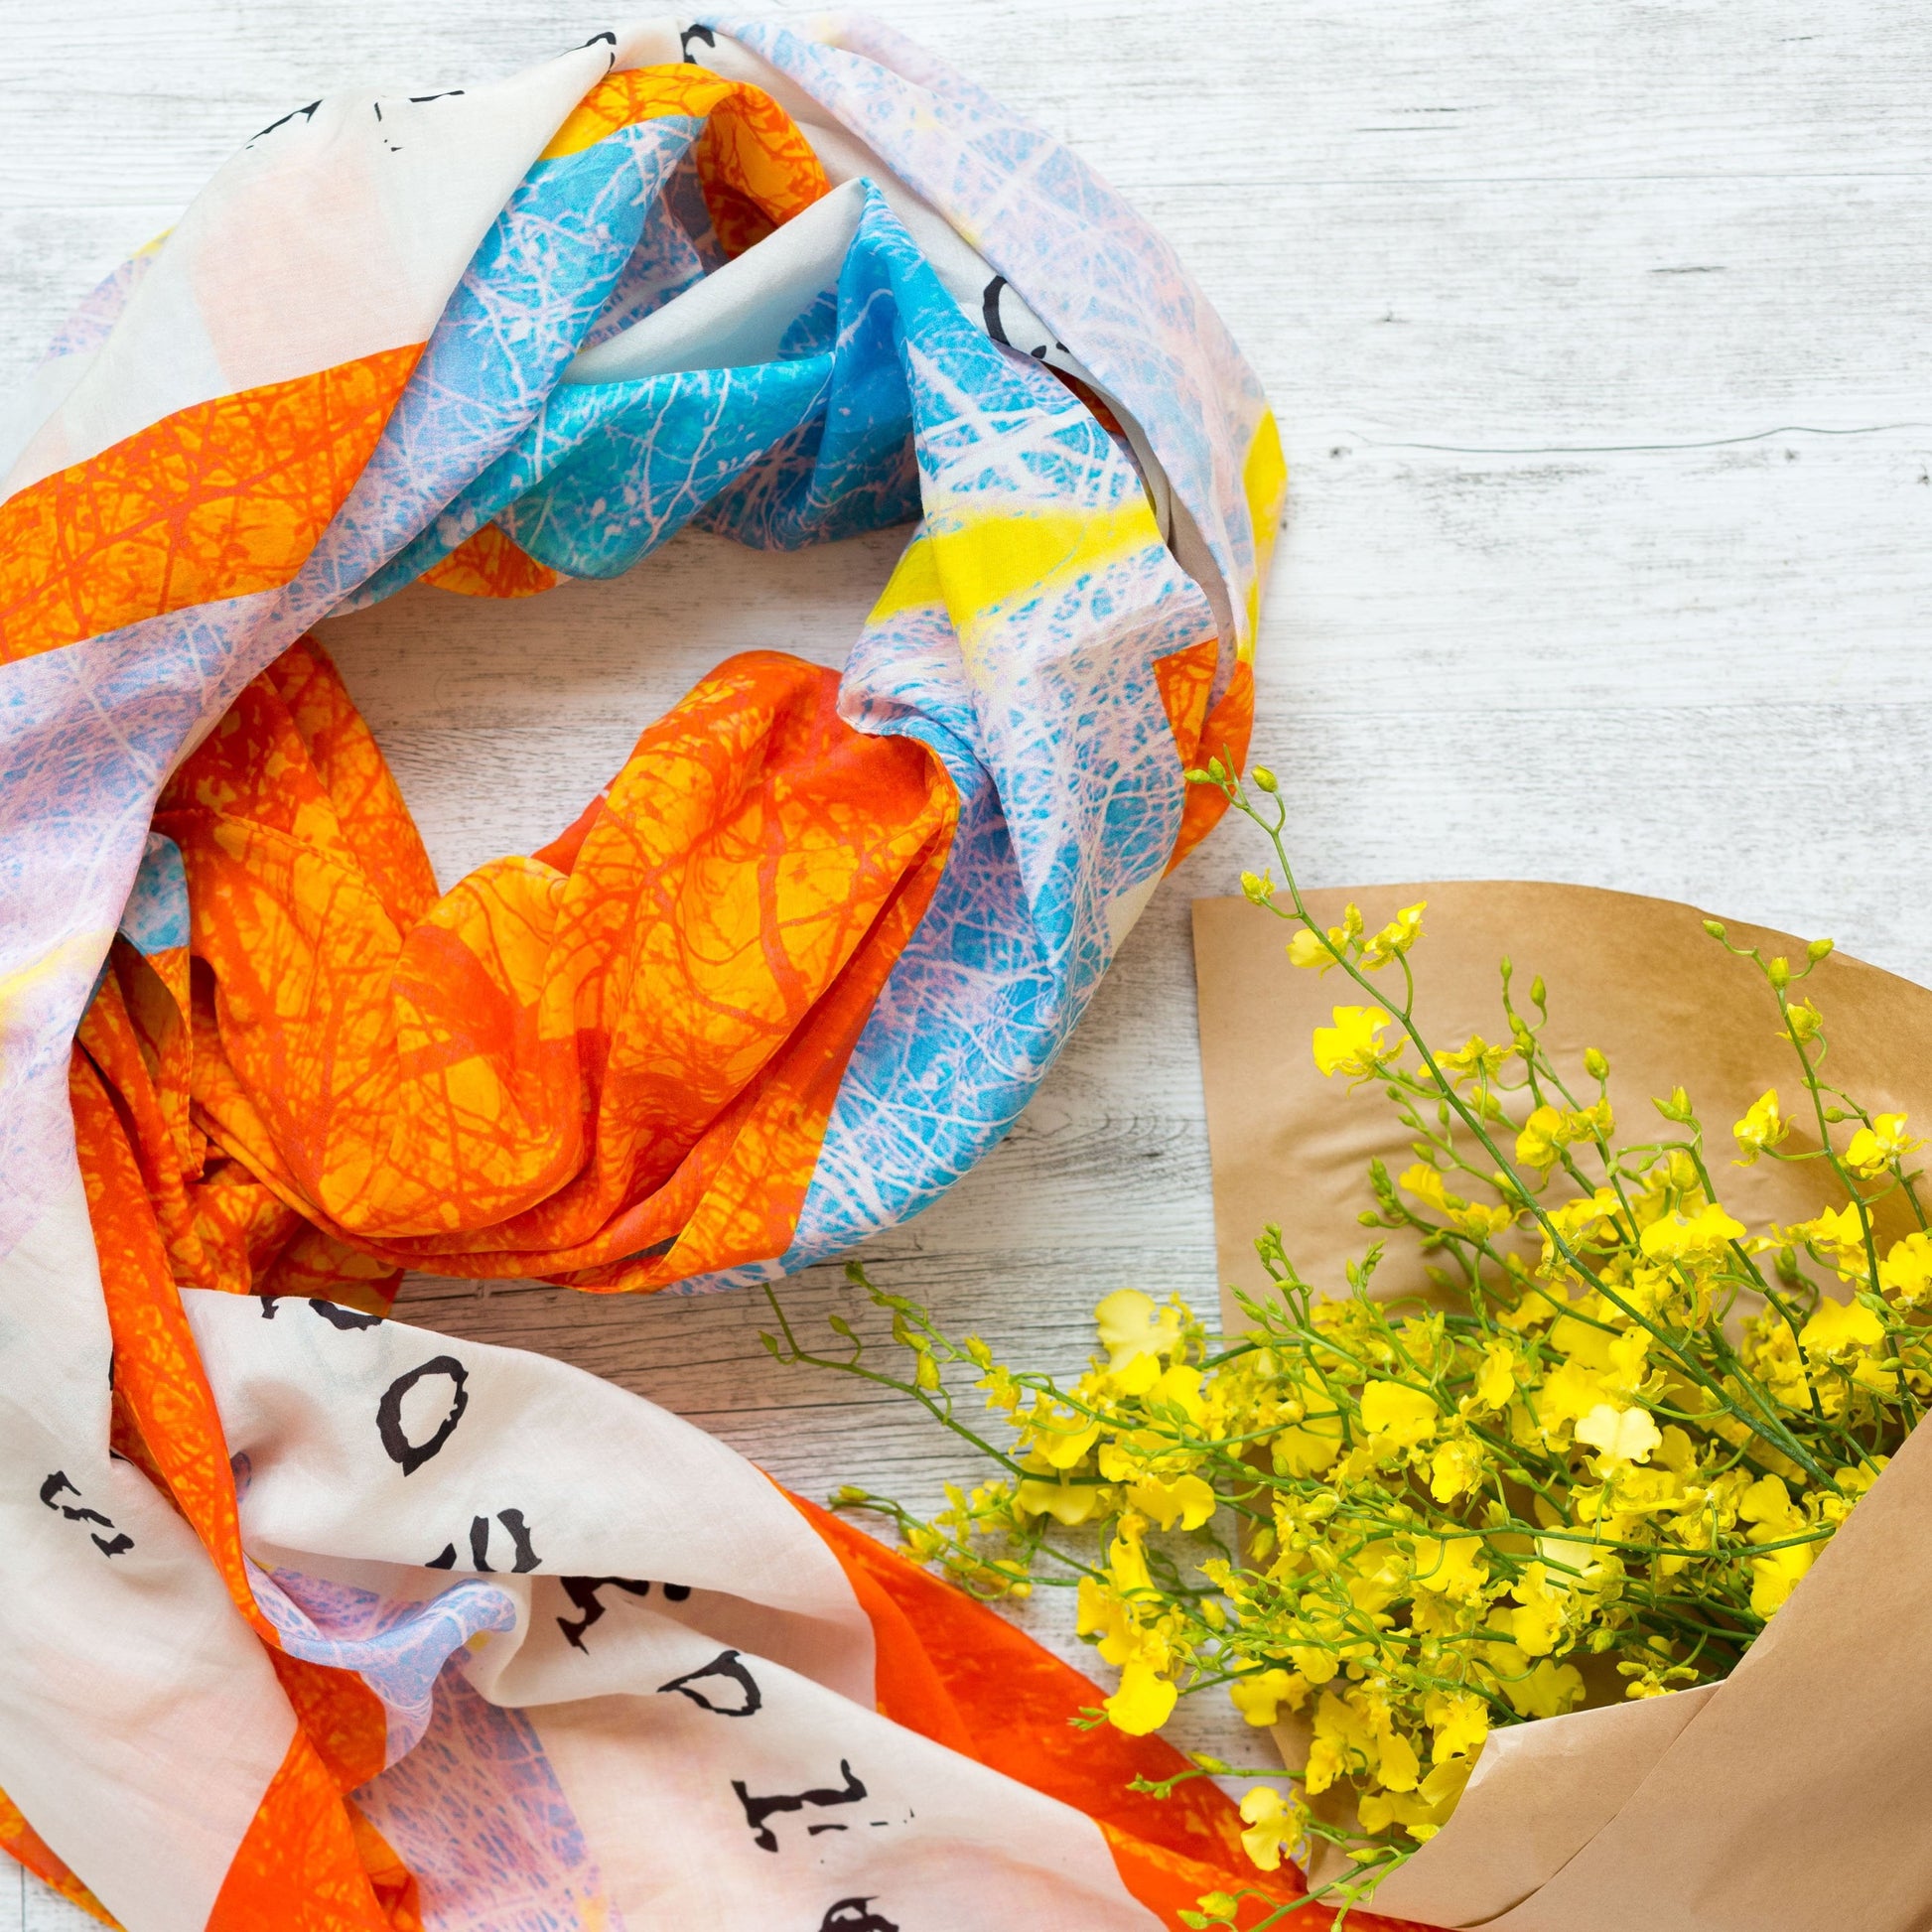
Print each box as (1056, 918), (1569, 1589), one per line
(8, 0), (1932, 210)
(9, 2), (1932, 1923)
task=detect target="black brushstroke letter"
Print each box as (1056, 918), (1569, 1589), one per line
(377, 1356), (469, 1474)
(658, 1649), (760, 1718)
(733, 1760), (866, 1852)
(820, 1902), (898, 1932)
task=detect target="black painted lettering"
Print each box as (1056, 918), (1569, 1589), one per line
(733, 1760), (866, 1853)
(376, 1356), (470, 1474)
(659, 1649), (761, 1718)
(819, 1901), (898, 1932)
(310, 1301), (382, 1331)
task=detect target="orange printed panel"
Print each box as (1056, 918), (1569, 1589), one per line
(797, 1494), (1253, 1873)
(67, 1041), (411, 1916)
(1168, 657), (1254, 871)
(798, 1494), (1430, 1932)
(538, 64), (829, 252)
(69, 1040), (262, 1628)
(153, 636), (955, 1289)
(345, 1804), (424, 1932)
(1154, 636), (1217, 772)
(793, 1495), (1324, 1927)
(420, 520), (562, 599)
(205, 1731), (394, 1932)
(0, 346), (420, 666)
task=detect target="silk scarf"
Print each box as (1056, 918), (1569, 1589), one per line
(0, 15), (1300, 1930)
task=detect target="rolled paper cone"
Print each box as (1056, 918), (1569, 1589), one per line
(1192, 882), (1932, 1930)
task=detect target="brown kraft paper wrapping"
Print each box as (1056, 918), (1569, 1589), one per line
(1190, 881), (1932, 1931)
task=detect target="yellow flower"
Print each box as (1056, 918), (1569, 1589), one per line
(1094, 1289), (1184, 1374)
(1290, 905), (1365, 973)
(1732, 1089), (1790, 1166)
(1271, 1411), (1344, 1476)
(1376, 1726), (1423, 1792)
(1749, 1543), (1815, 1617)
(1507, 1564), (1570, 1657)
(1474, 1340), (1519, 1410)
(1455, 1200), (1518, 1239)
(1401, 1163), (1459, 1214)
(1429, 1437), (1487, 1502)
(1780, 1201), (1867, 1273)
(1411, 1534), (1488, 1600)
(1105, 1658), (1177, 1735)
(1423, 1690), (1489, 1763)
(1126, 1471), (1217, 1532)
(1785, 998), (1823, 1043)
(1149, 1361), (1207, 1426)
(1229, 1667), (1308, 1727)
(1798, 1295), (1885, 1361)
(1107, 1523), (1156, 1596)
(1544, 1186), (1614, 1249)
(1287, 927), (1335, 970)
(1639, 1204), (1745, 1265)
(1305, 1692), (1378, 1794)
(1575, 1403), (1663, 1468)
(1237, 1785), (1304, 1871)
(1014, 1477), (1107, 1525)
(1033, 1415), (1101, 1469)
(1439, 1034), (1510, 1081)
(1360, 901), (1426, 971)
(1519, 1103), (1616, 1171)
(1312, 1005), (1394, 1079)
(1652, 1424), (1698, 1476)
(1362, 1758), (1473, 1844)
(1516, 1104), (1568, 1171)
(1490, 1646), (1586, 1720)
(1344, 1539), (1410, 1615)
(1359, 1379), (1439, 1448)
(1075, 1577), (1139, 1662)
(1288, 1644), (1341, 1688)
(1879, 1231), (1932, 1309)
(1846, 1111), (1921, 1177)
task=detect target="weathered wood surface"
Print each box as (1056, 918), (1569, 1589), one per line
(8, 3), (1932, 1921)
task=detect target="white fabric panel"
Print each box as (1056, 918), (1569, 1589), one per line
(566, 177), (869, 382)
(183, 1287), (876, 1706)
(1, 45), (618, 499)
(0, 1183), (295, 1932)
(534, 1658), (1165, 1931)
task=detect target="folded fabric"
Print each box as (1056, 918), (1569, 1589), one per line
(0, 15), (1300, 1929)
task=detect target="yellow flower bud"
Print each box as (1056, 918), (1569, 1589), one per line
(1653, 1085), (1694, 1123)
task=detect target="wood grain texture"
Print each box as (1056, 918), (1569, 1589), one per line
(7, 2), (1932, 1922)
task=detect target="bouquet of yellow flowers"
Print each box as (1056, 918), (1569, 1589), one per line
(769, 764), (1932, 1932)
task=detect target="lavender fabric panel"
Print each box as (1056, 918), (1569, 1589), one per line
(250, 1558), (520, 1765)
